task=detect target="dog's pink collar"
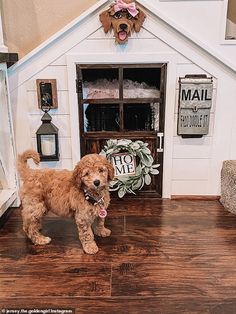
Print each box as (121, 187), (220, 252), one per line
(114, 0), (139, 17)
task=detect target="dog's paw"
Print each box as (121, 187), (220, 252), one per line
(83, 241), (99, 255)
(34, 236), (51, 245)
(95, 227), (111, 238)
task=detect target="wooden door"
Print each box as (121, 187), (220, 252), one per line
(76, 64), (166, 197)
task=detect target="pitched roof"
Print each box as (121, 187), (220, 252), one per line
(8, 0), (236, 91)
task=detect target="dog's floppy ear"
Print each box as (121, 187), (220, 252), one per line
(72, 163), (82, 188)
(133, 9), (146, 33)
(106, 160), (115, 181)
(99, 9), (112, 33)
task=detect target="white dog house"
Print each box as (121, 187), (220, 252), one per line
(8, 0), (236, 198)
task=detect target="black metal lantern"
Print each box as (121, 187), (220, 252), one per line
(36, 111), (59, 161)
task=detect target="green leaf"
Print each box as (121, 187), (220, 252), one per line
(117, 176), (131, 183)
(141, 147), (151, 155)
(130, 142), (140, 150)
(150, 169), (159, 175)
(144, 174), (152, 185)
(99, 151), (106, 156)
(107, 139), (117, 147)
(132, 177), (143, 190)
(106, 148), (116, 155)
(140, 152), (153, 167)
(117, 139), (132, 146)
(151, 164), (160, 169)
(136, 140), (145, 145)
(109, 180), (119, 187)
(118, 188), (126, 198)
(143, 167), (150, 174)
(135, 165), (142, 176)
(139, 177), (145, 190)
(109, 186), (120, 191)
(126, 188), (136, 195)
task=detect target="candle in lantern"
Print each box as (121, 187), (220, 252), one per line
(41, 135), (56, 156)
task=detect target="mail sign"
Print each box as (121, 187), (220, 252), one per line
(111, 153), (136, 177)
(178, 76), (213, 137)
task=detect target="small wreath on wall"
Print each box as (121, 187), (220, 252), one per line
(100, 139), (160, 198)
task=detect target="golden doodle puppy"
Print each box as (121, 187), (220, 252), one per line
(18, 150), (114, 254)
(100, 0), (146, 44)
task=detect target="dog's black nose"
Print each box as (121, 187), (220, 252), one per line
(120, 23), (128, 30)
(94, 179), (100, 187)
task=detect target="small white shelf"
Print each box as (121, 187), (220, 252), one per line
(0, 64), (19, 218)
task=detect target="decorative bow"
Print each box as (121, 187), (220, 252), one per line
(114, 0), (139, 17)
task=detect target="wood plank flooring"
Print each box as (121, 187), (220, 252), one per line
(1, 199), (236, 313)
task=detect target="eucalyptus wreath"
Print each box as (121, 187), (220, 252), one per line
(100, 139), (160, 198)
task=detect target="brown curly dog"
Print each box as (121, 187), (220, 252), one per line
(18, 150), (114, 254)
(100, 0), (146, 44)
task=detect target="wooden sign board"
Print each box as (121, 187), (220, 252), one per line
(111, 153), (136, 177)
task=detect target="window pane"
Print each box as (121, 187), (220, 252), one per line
(84, 104), (120, 132)
(123, 68), (160, 99)
(124, 103), (159, 131)
(82, 68), (119, 99)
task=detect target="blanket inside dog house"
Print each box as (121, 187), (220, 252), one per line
(7, 0), (236, 198)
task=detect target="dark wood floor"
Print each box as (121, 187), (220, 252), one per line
(1, 199), (236, 313)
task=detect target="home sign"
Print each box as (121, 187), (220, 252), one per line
(111, 153), (136, 177)
(178, 76), (213, 137)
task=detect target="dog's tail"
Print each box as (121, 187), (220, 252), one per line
(17, 150), (40, 180)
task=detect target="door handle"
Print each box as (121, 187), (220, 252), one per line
(157, 132), (164, 153)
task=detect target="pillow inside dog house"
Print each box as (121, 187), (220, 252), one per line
(83, 78), (160, 99)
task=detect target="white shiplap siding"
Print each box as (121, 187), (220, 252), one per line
(8, 0), (236, 198)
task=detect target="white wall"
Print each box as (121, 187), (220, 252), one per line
(11, 68), (73, 170)
(143, 0), (236, 70)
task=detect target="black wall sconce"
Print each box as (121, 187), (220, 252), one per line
(36, 82), (59, 161)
